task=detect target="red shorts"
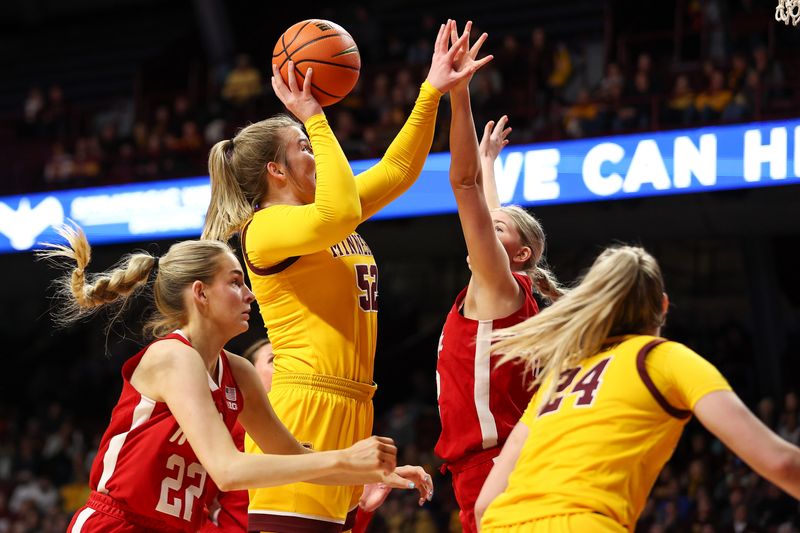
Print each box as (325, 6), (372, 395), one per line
(446, 447), (502, 533)
(68, 493), (185, 533)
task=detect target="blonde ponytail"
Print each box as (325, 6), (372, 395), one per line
(40, 223), (235, 340)
(493, 245), (665, 406)
(202, 115), (300, 241)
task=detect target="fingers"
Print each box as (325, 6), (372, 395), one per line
(450, 19), (459, 47)
(496, 114), (509, 132)
(470, 32), (488, 58)
(482, 120), (495, 141)
(435, 21), (447, 54)
(302, 67), (313, 94)
(446, 22), (471, 59)
(472, 54), (494, 72)
(286, 61), (300, 93)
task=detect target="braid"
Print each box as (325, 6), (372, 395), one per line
(38, 223), (156, 325)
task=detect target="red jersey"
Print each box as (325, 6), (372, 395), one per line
(84, 331), (243, 532)
(435, 273), (539, 463)
(199, 422), (248, 532)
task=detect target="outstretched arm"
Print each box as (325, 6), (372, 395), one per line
(447, 25), (523, 320)
(479, 115), (512, 210)
(356, 20), (493, 221)
(133, 342), (395, 491)
(695, 390), (800, 499)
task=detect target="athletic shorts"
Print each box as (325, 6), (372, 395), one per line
(481, 512), (625, 533)
(246, 372), (376, 532)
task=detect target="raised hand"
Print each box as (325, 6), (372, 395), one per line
(479, 115), (512, 162)
(341, 436), (397, 481)
(426, 19), (493, 94)
(448, 21), (490, 93)
(271, 61), (323, 122)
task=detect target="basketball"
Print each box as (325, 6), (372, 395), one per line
(273, 19), (361, 107)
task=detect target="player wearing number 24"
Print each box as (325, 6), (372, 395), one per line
(475, 245), (800, 532)
(39, 225), (425, 533)
(201, 19), (480, 531)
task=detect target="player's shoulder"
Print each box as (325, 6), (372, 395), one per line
(141, 338), (203, 372)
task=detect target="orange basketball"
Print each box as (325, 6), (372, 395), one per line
(272, 19), (361, 107)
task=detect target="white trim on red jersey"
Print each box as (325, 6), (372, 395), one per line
(474, 320), (498, 449)
(96, 395), (156, 494)
(70, 507), (95, 532)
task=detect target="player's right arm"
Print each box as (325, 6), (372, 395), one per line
(694, 391), (800, 499)
(474, 420), (529, 529)
(478, 115), (511, 211)
(133, 341), (394, 491)
(446, 27), (521, 320)
(247, 63), (362, 266)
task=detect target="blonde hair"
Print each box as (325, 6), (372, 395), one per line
(202, 115), (301, 241)
(493, 245), (665, 405)
(497, 205), (564, 303)
(39, 223), (234, 339)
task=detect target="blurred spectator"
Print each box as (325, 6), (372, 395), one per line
(564, 87), (600, 138)
(43, 143), (74, 187)
(596, 62), (626, 101)
(222, 54), (263, 106)
(695, 69), (732, 121)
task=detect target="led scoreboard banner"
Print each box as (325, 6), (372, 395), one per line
(1, 118), (799, 254)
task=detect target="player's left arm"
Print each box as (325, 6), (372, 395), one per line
(474, 420), (528, 529)
(354, 81), (440, 221)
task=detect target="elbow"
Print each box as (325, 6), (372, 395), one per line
(319, 201), (362, 227)
(768, 448), (800, 485)
(449, 169), (480, 190)
(207, 462), (240, 492)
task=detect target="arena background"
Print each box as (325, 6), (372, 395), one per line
(1, 0), (799, 530)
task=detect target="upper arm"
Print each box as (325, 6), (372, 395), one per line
(228, 354), (307, 455)
(244, 206), (359, 267)
(140, 345), (240, 483)
(475, 420), (529, 522)
(354, 82), (441, 221)
(455, 188), (524, 319)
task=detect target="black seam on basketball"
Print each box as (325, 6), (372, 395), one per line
(274, 20), (313, 66)
(284, 33), (354, 60)
(292, 58), (360, 71)
(285, 20), (314, 51)
(295, 69), (342, 98)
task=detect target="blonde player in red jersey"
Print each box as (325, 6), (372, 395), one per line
(434, 23), (563, 533)
(475, 245), (800, 532)
(201, 19), (485, 532)
(39, 224), (430, 533)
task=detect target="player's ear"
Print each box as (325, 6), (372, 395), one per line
(191, 280), (207, 306)
(266, 161), (286, 181)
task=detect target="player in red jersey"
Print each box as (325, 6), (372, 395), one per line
(434, 23), (564, 533)
(38, 225), (432, 533)
(201, 338), (273, 532)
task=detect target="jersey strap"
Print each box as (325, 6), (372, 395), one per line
(636, 338), (692, 419)
(240, 220), (300, 275)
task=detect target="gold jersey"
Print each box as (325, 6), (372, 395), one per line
(481, 335), (731, 531)
(242, 81), (441, 384)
